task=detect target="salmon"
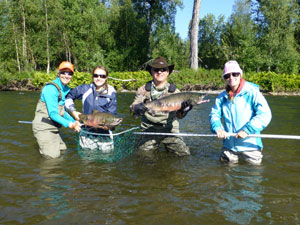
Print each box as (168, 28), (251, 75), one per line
(79, 110), (122, 129)
(144, 92), (209, 114)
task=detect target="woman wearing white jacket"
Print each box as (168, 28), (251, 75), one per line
(209, 60), (272, 165)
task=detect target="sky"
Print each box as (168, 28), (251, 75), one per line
(175, 0), (236, 40)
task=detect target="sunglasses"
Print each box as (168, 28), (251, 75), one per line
(60, 71), (73, 76)
(223, 72), (240, 80)
(93, 74), (107, 79)
(153, 67), (168, 73)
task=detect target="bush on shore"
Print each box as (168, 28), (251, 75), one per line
(0, 69), (300, 93)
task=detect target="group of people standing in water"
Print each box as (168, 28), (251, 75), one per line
(32, 57), (272, 165)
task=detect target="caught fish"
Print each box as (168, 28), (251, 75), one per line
(144, 92), (209, 114)
(79, 110), (122, 129)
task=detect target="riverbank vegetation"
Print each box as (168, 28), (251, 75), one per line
(0, 0), (300, 94)
(1, 70), (299, 94)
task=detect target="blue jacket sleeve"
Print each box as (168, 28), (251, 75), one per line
(242, 91), (272, 134)
(106, 91), (117, 115)
(65, 85), (85, 113)
(43, 85), (74, 128)
(209, 95), (225, 133)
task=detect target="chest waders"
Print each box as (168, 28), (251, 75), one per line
(138, 81), (190, 156)
(32, 82), (67, 158)
(141, 81), (179, 132)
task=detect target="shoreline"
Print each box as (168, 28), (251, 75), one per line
(2, 86), (300, 96)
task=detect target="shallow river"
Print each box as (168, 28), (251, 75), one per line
(0, 91), (300, 225)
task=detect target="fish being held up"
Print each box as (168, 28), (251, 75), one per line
(144, 92), (209, 114)
(79, 110), (122, 130)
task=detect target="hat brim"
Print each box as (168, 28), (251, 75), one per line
(146, 64), (174, 74)
(59, 67), (74, 73)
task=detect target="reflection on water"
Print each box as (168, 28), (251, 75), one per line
(0, 92), (300, 224)
(216, 164), (264, 224)
(36, 158), (72, 220)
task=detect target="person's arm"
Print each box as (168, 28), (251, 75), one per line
(65, 85), (84, 113)
(241, 91), (272, 134)
(176, 101), (193, 119)
(43, 85), (75, 128)
(106, 91), (118, 115)
(65, 85), (86, 120)
(209, 95), (225, 137)
(130, 86), (148, 116)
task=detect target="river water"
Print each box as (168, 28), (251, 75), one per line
(0, 91), (300, 225)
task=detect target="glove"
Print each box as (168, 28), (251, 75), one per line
(133, 103), (148, 116)
(181, 101), (193, 113)
(177, 101), (193, 118)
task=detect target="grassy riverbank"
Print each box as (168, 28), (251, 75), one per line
(1, 69), (300, 95)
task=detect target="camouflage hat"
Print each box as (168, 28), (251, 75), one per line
(146, 57), (174, 74)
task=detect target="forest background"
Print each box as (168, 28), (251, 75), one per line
(0, 0), (300, 93)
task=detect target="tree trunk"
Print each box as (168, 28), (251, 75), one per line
(13, 23), (21, 72)
(190, 0), (201, 70)
(45, 0), (50, 74)
(5, 0), (21, 72)
(147, 0), (155, 59)
(63, 30), (71, 62)
(21, 1), (28, 64)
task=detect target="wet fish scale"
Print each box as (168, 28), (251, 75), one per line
(79, 110), (122, 129)
(145, 92), (208, 114)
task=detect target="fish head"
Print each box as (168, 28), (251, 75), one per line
(93, 112), (123, 127)
(190, 94), (209, 105)
(101, 117), (123, 130)
(107, 117), (123, 127)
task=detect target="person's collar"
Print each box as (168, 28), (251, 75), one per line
(227, 78), (246, 100)
(152, 80), (168, 91)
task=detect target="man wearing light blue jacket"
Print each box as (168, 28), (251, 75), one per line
(209, 60), (272, 165)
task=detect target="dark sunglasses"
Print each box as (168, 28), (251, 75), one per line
(223, 72), (240, 80)
(153, 67), (168, 73)
(60, 71), (73, 76)
(93, 74), (107, 79)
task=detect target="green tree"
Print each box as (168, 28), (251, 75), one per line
(255, 0), (299, 73)
(132, 0), (182, 59)
(198, 14), (225, 70)
(152, 23), (189, 69)
(107, 0), (148, 71)
(221, 0), (259, 72)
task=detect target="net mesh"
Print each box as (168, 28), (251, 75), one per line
(76, 126), (139, 163)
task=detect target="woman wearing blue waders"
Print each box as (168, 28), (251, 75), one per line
(209, 60), (272, 165)
(32, 61), (81, 159)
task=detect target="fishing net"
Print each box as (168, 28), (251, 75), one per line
(77, 126), (139, 163)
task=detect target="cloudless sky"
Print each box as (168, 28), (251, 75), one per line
(175, 0), (236, 40)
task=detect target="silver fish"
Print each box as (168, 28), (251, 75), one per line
(144, 92), (209, 114)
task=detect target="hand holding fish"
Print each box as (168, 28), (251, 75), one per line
(69, 121), (81, 132)
(72, 111), (82, 121)
(144, 92), (210, 115)
(181, 101), (193, 112)
(133, 103), (148, 116)
(176, 101), (193, 119)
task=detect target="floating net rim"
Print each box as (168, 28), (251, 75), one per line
(80, 126), (140, 137)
